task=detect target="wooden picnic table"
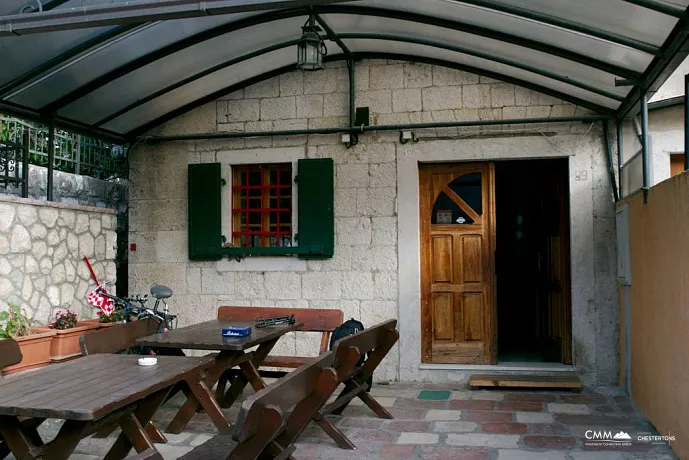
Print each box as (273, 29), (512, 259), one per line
(0, 354), (214, 460)
(136, 319), (302, 435)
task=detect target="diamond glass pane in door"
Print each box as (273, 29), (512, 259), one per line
(431, 172), (483, 225)
(432, 193), (475, 224)
(450, 173), (482, 216)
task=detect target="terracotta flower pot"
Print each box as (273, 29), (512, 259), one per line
(1, 330), (56, 375)
(32, 321), (101, 362)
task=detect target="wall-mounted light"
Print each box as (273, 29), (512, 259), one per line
(297, 14), (327, 71)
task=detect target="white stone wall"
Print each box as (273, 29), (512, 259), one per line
(0, 195), (117, 325)
(130, 60), (618, 384)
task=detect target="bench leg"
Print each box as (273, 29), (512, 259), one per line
(357, 391), (393, 419)
(313, 417), (356, 450)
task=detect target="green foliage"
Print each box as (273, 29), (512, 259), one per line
(0, 304), (32, 339)
(99, 304), (127, 323)
(50, 309), (79, 330)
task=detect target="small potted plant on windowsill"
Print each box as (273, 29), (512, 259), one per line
(32, 309), (101, 362)
(0, 303), (56, 375)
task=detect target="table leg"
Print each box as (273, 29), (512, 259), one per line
(0, 416), (88, 460)
(220, 338), (279, 408)
(0, 416), (33, 460)
(104, 413), (155, 460)
(186, 375), (232, 433)
(167, 351), (241, 434)
(104, 388), (170, 460)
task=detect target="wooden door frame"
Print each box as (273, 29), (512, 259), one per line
(419, 162), (497, 364)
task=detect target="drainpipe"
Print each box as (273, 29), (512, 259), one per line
(685, 74), (689, 171)
(640, 90), (650, 204)
(617, 120), (624, 198)
(140, 115), (611, 142)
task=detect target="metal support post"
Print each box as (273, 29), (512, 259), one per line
(22, 131), (29, 198)
(602, 120), (620, 202)
(617, 120), (624, 198)
(685, 74), (689, 170)
(47, 121), (55, 201)
(640, 90), (650, 204)
(348, 59), (355, 128)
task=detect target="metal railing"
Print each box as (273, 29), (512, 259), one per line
(0, 132), (29, 197)
(0, 115), (125, 180)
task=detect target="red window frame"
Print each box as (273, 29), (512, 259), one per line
(231, 163), (292, 248)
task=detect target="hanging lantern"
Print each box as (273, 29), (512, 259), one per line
(297, 15), (327, 71)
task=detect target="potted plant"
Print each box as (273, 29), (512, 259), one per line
(33, 309), (100, 362)
(0, 304), (55, 375)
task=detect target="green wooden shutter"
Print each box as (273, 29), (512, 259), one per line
(297, 158), (334, 259)
(188, 163), (222, 260)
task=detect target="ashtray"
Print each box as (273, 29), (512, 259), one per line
(138, 357), (158, 366)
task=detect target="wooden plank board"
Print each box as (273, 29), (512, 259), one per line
(0, 355), (213, 420)
(469, 373), (582, 391)
(136, 320), (302, 351)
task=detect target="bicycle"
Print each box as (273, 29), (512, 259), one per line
(92, 282), (178, 333)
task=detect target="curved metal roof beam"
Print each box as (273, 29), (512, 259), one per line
(339, 33), (625, 102)
(127, 52), (614, 139)
(617, 0), (686, 18)
(448, 0), (661, 55)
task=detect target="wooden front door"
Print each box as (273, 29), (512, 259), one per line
(420, 163), (496, 364)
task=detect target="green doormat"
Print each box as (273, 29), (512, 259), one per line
(417, 390), (451, 400)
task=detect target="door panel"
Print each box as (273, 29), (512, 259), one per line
(420, 163), (496, 364)
(432, 293), (453, 340)
(432, 236), (453, 283)
(461, 235), (483, 283)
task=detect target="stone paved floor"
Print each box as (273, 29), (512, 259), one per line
(23, 383), (678, 459)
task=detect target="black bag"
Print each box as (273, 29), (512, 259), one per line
(329, 318), (372, 392)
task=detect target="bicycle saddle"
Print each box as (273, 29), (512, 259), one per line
(150, 284), (173, 299)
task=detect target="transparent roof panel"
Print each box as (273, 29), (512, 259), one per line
(1, 0), (687, 136)
(344, 39), (623, 108)
(0, 27), (114, 88)
(356, 0), (655, 72)
(325, 14), (626, 99)
(103, 48), (295, 134)
(8, 13), (251, 108)
(59, 16), (306, 124)
(477, 0), (678, 47)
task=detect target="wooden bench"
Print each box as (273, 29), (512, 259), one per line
(314, 319), (399, 450)
(0, 339), (44, 460)
(217, 306), (343, 375)
(79, 318), (159, 356)
(179, 346), (360, 460)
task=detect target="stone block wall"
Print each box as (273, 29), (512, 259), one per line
(0, 195), (118, 325)
(130, 60), (618, 384)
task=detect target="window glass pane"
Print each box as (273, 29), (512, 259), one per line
(431, 192), (475, 225)
(449, 173), (482, 216)
(232, 163), (292, 248)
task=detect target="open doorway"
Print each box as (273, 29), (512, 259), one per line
(495, 159), (572, 364)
